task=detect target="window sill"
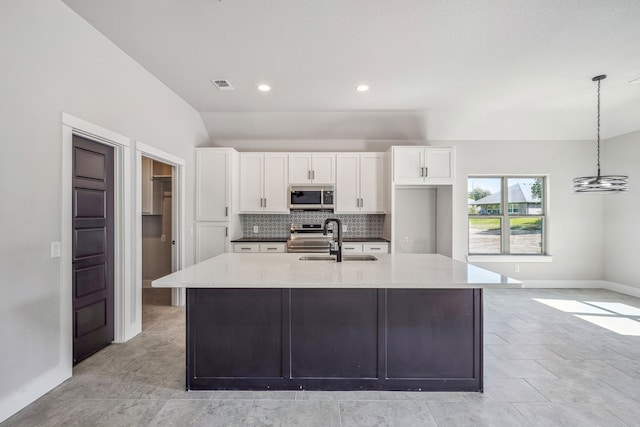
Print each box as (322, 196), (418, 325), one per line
(467, 255), (553, 263)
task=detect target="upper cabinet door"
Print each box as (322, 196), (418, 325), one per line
(239, 153), (264, 212)
(195, 149), (229, 221)
(288, 153), (335, 184)
(424, 148), (453, 183)
(310, 153), (336, 184)
(393, 147), (424, 184)
(359, 153), (385, 213)
(263, 154), (289, 212)
(393, 147), (454, 185)
(288, 154), (313, 184)
(336, 154), (360, 213)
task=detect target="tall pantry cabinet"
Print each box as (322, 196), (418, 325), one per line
(194, 148), (240, 262)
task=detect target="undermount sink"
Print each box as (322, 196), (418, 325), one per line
(299, 255), (378, 261)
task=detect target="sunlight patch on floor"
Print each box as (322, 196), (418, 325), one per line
(575, 315), (640, 336)
(533, 298), (640, 336)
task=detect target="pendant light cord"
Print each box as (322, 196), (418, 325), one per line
(596, 78), (601, 178)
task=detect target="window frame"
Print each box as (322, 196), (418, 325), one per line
(468, 175), (547, 256)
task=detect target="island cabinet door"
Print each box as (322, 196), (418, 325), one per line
(187, 288), (287, 383)
(385, 289), (479, 381)
(289, 289), (379, 379)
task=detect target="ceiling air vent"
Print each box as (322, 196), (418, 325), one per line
(211, 79), (235, 91)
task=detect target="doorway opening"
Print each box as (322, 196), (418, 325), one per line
(141, 156), (174, 315)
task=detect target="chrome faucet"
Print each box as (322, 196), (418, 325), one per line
(323, 218), (342, 262)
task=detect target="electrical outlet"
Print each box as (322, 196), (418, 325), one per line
(51, 242), (61, 258)
(514, 265), (520, 273)
(343, 225), (348, 232)
(253, 226), (259, 234)
(403, 236), (409, 244)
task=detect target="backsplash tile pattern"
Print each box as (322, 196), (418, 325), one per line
(241, 213), (385, 238)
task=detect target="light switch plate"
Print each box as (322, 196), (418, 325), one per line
(51, 242), (61, 258)
(253, 226), (259, 233)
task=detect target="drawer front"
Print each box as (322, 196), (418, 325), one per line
(233, 243), (260, 253)
(363, 243), (389, 253)
(342, 243), (363, 253)
(260, 243), (286, 253)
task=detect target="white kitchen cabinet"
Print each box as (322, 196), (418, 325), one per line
(239, 153), (289, 213)
(363, 242), (389, 253)
(232, 242), (287, 253)
(336, 153), (385, 213)
(141, 157), (168, 215)
(195, 148), (233, 221)
(341, 243), (363, 253)
(195, 222), (229, 262)
(392, 147), (453, 185)
(288, 153), (335, 184)
(141, 156), (155, 215)
(342, 242), (389, 254)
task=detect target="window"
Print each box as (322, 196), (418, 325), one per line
(468, 176), (546, 255)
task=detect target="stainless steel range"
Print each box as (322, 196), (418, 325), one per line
(286, 223), (333, 253)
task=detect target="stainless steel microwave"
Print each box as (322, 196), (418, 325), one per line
(289, 186), (334, 211)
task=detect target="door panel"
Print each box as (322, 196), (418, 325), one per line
(359, 154), (384, 212)
(72, 135), (114, 364)
(239, 154), (264, 212)
(263, 154), (288, 212)
(74, 263), (107, 298)
(311, 154), (336, 184)
(336, 154), (360, 212)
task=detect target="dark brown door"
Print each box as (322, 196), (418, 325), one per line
(72, 135), (114, 364)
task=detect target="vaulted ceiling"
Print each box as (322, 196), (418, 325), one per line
(62, 0), (640, 141)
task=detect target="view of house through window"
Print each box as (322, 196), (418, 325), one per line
(468, 176), (545, 255)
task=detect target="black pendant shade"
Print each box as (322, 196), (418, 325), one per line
(572, 75), (628, 193)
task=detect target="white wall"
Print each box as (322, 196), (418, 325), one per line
(603, 130), (640, 291)
(0, 1), (209, 421)
(431, 139), (605, 280)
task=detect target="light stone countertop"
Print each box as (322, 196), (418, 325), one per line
(152, 253), (522, 289)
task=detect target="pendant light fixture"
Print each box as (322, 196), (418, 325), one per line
(572, 75), (628, 193)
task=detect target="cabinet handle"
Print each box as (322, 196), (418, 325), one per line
(225, 227), (228, 237)
(241, 247), (252, 250)
(225, 206), (228, 217)
(308, 170), (311, 180)
(266, 247), (277, 250)
(312, 170), (315, 179)
(370, 247), (381, 250)
(360, 198), (364, 207)
(264, 198), (267, 207)
(344, 247), (355, 251)
(424, 167), (428, 177)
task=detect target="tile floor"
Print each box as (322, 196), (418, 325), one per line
(3, 288), (640, 426)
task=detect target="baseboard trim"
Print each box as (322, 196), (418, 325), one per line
(601, 281), (640, 299)
(522, 279), (640, 298)
(522, 280), (603, 289)
(0, 365), (71, 423)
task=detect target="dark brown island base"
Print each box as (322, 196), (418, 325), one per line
(152, 253), (521, 393)
(187, 287), (482, 392)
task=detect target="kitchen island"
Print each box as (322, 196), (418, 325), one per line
(152, 253), (521, 392)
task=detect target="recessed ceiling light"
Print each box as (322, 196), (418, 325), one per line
(629, 77), (640, 84)
(355, 84), (370, 92)
(257, 84), (271, 92)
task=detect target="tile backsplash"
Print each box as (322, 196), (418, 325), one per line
(241, 213), (385, 238)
